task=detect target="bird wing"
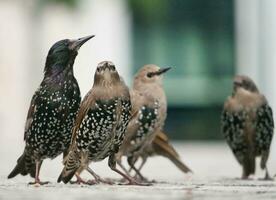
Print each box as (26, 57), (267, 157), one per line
(129, 90), (142, 118)
(24, 90), (40, 141)
(122, 90), (144, 143)
(23, 79), (68, 141)
(221, 108), (247, 165)
(70, 89), (121, 150)
(124, 89), (159, 154)
(70, 90), (95, 145)
(255, 103), (274, 168)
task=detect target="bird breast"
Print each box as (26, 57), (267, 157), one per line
(225, 89), (266, 114)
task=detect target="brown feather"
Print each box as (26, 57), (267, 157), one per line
(152, 131), (192, 173)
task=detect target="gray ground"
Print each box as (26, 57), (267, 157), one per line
(1, 142), (276, 200)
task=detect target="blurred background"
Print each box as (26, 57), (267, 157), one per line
(1, 0), (276, 172)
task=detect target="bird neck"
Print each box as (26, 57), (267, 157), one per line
(93, 73), (121, 88)
(44, 51), (77, 77)
(134, 81), (162, 93)
(43, 63), (76, 86)
(134, 82), (166, 105)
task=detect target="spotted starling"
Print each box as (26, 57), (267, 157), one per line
(58, 61), (144, 185)
(221, 75), (274, 179)
(129, 130), (192, 178)
(116, 64), (171, 181)
(8, 35), (94, 185)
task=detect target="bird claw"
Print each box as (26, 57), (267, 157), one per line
(258, 175), (274, 181)
(119, 181), (152, 186)
(94, 178), (114, 185)
(28, 181), (49, 186)
(69, 178), (112, 185)
(86, 179), (99, 185)
(134, 175), (156, 184)
(70, 180), (87, 185)
(258, 177), (274, 181)
(118, 178), (152, 186)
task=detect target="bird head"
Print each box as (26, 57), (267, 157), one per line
(134, 64), (171, 85)
(94, 61), (120, 86)
(233, 75), (259, 95)
(44, 35), (94, 75)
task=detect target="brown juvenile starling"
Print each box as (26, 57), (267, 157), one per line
(221, 75), (274, 179)
(57, 61), (144, 185)
(129, 130), (192, 178)
(116, 64), (171, 180)
(7, 35), (94, 185)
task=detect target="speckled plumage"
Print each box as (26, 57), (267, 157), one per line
(25, 75), (81, 160)
(221, 75), (274, 179)
(116, 65), (170, 180)
(76, 98), (131, 161)
(8, 35), (94, 184)
(58, 61), (135, 184)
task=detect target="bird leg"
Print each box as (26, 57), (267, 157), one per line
(241, 170), (250, 180)
(86, 167), (114, 185)
(260, 153), (273, 180)
(127, 156), (148, 182)
(117, 160), (131, 176)
(109, 155), (151, 186)
(29, 161), (49, 185)
(260, 167), (273, 181)
(133, 157), (150, 182)
(137, 157), (147, 172)
(127, 156), (139, 174)
(70, 173), (88, 185)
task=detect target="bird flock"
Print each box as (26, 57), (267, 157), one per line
(7, 35), (274, 186)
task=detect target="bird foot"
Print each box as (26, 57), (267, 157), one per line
(70, 178), (113, 185)
(70, 175), (89, 185)
(144, 179), (157, 184)
(240, 176), (254, 180)
(118, 178), (152, 186)
(93, 178), (114, 185)
(133, 175), (156, 184)
(258, 175), (273, 181)
(28, 181), (49, 186)
(258, 177), (274, 181)
(70, 179), (87, 185)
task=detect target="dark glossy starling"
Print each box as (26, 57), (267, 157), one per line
(221, 75), (274, 179)
(116, 65), (171, 181)
(58, 61), (144, 185)
(8, 35), (94, 185)
(129, 130), (192, 179)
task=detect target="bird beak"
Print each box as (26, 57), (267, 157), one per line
(69, 35), (95, 50)
(156, 67), (171, 75)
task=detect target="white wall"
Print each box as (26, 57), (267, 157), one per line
(235, 0), (276, 175)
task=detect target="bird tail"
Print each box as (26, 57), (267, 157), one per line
(243, 151), (256, 177)
(8, 149), (36, 179)
(152, 131), (192, 173)
(57, 148), (80, 184)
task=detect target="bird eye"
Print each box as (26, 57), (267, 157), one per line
(147, 72), (153, 78)
(97, 68), (101, 72)
(110, 65), (115, 71)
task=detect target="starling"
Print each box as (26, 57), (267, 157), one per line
(129, 130), (192, 178)
(116, 64), (171, 181)
(221, 75), (274, 179)
(58, 61), (143, 185)
(8, 35), (94, 185)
